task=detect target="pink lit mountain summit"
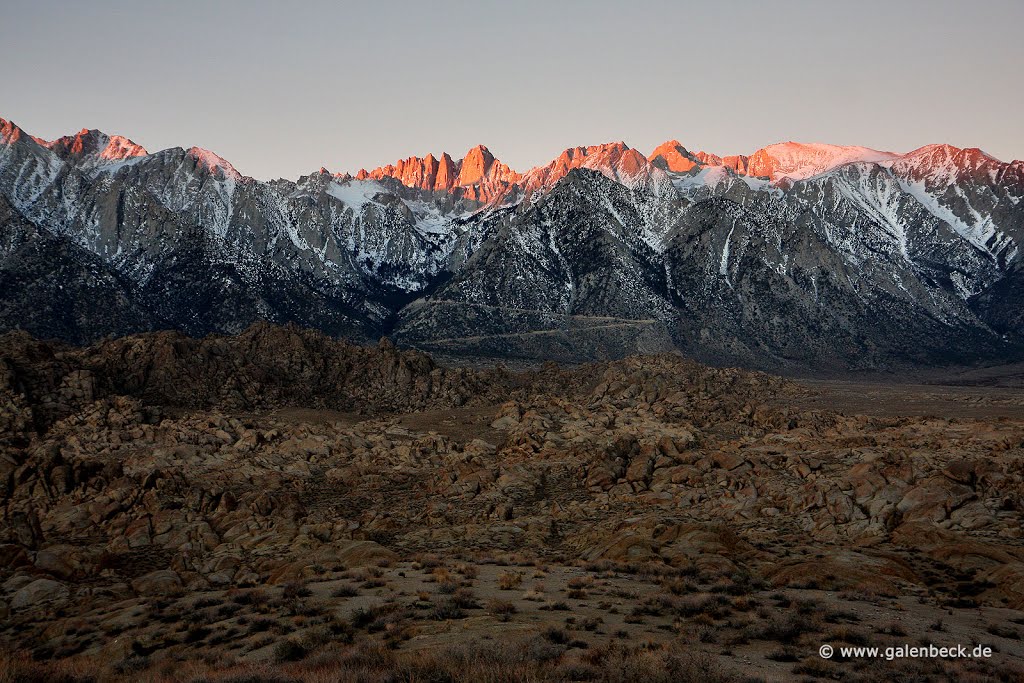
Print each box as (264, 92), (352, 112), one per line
(1, 112), (1023, 371)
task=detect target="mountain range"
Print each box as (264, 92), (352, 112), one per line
(1, 115), (1022, 372)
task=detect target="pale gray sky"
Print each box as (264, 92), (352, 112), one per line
(3, 0), (1021, 179)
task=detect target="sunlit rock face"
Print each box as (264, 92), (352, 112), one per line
(741, 142), (899, 181)
(41, 128), (149, 169)
(649, 140), (899, 182)
(357, 144), (520, 203)
(1, 112), (1023, 370)
(649, 140), (702, 173)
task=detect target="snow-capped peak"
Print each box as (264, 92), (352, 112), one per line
(100, 134), (148, 161)
(40, 128), (149, 167)
(187, 147), (242, 180)
(891, 144), (1001, 178)
(900, 143), (998, 163)
(744, 142), (899, 181)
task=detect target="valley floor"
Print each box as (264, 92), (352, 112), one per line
(2, 325), (1024, 682)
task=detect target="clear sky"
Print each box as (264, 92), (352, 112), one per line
(3, 0), (1021, 180)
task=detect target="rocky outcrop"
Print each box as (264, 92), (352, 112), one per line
(40, 128), (148, 169)
(0, 323), (540, 431)
(518, 142), (673, 198)
(10, 579), (69, 611)
(648, 140), (702, 173)
(4, 326), (1022, 610)
(358, 144), (521, 202)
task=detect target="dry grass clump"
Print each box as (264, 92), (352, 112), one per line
(410, 554), (444, 570)
(348, 601), (408, 633)
(450, 587), (479, 609)
(455, 563), (479, 579)
(567, 575), (594, 589)
(430, 598), (466, 621)
(498, 571), (523, 590)
(487, 598), (517, 621)
(281, 581), (312, 600)
(330, 583), (359, 598)
(524, 582), (547, 601)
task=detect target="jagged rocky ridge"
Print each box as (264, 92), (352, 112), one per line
(1, 117), (1023, 370)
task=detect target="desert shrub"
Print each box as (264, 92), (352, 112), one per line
(567, 576), (593, 589)
(543, 626), (570, 644)
(795, 598), (821, 615)
(823, 607), (860, 624)
(350, 606), (380, 629)
(331, 583), (359, 598)
(246, 616), (282, 635)
(324, 617), (355, 644)
(696, 624), (718, 643)
(286, 599), (326, 618)
(184, 626), (211, 643)
(272, 638), (308, 662)
(766, 646), (800, 662)
(487, 599), (517, 621)
(351, 602), (408, 633)
(793, 658), (836, 677)
(231, 588), (268, 605)
(526, 637), (568, 663)
(453, 563), (478, 579)
(675, 594), (731, 620)
(296, 625), (332, 650)
(431, 598), (465, 621)
(112, 655), (149, 675)
(413, 554), (444, 570)
(282, 581), (312, 600)
(192, 596), (223, 609)
(451, 587), (478, 609)
(217, 603), (242, 618)
(876, 620), (907, 636)
(758, 613), (817, 644)
(731, 596), (756, 612)
(498, 571), (523, 590)
(829, 626), (870, 645)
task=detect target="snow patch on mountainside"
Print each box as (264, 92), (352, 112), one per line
(897, 178), (1006, 260)
(327, 179), (389, 214)
(830, 164), (912, 260)
(94, 155), (150, 175)
(0, 140), (64, 213)
(671, 166), (780, 196)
